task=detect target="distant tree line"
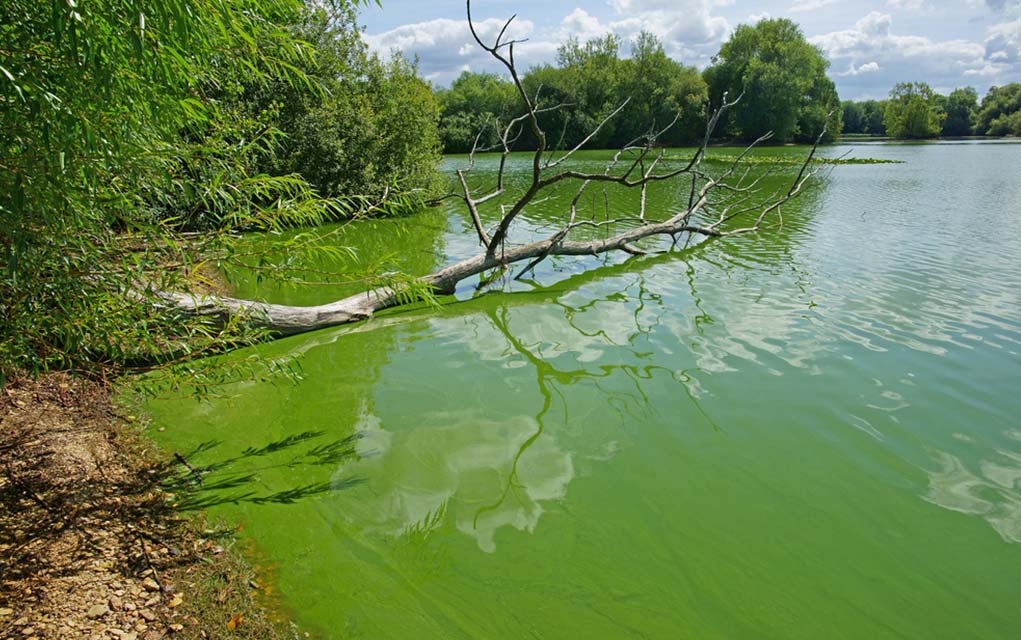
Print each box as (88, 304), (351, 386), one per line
(842, 82), (1021, 139)
(436, 18), (842, 153)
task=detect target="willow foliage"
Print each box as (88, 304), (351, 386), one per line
(704, 18), (841, 143)
(0, 0), (378, 384)
(241, 6), (443, 201)
(883, 82), (945, 139)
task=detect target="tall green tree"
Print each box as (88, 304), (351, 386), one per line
(704, 18), (841, 143)
(614, 32), (707, 147)
(884, 82), (945, 139)
(842, 101), (864, 134)
(0, 0), (376, 381)
(437, 71), (519, 153)
(518, 36), (627, 151)
(240, 6), (442, 200)
(860, 100), (887, 135)
(439, 32), (707, 153)
(942, 87), (978, 136)
(551, 34), (626, 149)
(975, 83), (1021, 136)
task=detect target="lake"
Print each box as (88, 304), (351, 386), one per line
(146, 141), (1021, 638)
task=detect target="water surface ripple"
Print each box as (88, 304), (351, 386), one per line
(148, 141), (1021, 639)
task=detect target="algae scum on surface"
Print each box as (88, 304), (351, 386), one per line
(148, 142), (1021, 639)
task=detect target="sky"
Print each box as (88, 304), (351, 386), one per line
(358, 0), (1021, 100)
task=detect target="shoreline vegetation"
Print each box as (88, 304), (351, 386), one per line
(0, 138), (993, 638)
(3, 0), (1021, 635)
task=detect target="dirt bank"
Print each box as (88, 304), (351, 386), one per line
(0, 373), (295, 640)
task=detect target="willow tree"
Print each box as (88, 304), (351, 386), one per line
(942, 87), (978, 137)
(704, 18), (841, 143)
(0, 0), (380, 384)
(614, 32), (708, 147)
(163, 1), (830, 335)
(976, 83), (1021, 136)
(437, 71), (520, 153)
(238, 5), (443, 199)
(884, 82), (945, 139)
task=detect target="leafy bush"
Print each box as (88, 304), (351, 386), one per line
(240, 7), (443, 200)
(0, 0), (379, 383)
(704, 18), (841, 143)
(884, 82), (945, 139)
(976, 84), (1021, 136)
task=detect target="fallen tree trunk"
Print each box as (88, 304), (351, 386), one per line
(160, 0), (830, 338)
(160, 220), (719, 335)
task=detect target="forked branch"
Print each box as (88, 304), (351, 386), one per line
(161, 2), (827, 337)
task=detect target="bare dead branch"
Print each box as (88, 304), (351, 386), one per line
(457, 169), (492, 248)
(156, 5), (824, 339)
(544, 98), (631, 169)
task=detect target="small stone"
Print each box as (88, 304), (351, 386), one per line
(87, 604), (110, 619)
(0, 608), (14, 617)
(21, 627), (35, 636)
(168, 624), (183, 633)
(109, 596), (124, 611)
(142, 578), (160, 592)
(144, 596), (160, 607)
(124, 603), (137, 612)
(139, 609), (157, 622)
(122, 634), (139, 640)
(14, 617), (29, 626)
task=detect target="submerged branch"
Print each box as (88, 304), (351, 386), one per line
(155, 2), (825, 339)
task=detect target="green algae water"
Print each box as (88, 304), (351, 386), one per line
(146, 142), (1021, 638)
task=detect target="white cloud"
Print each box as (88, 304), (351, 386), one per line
(965, 63), (1004, 76)
(609, 0), (730, 44)
(838, 61), (881, 76)
(363, 16), (556, 85)
(884, 0), (1021, 19)
(915, 0), (1021, 13)
(790, 0), (838, 13)
(811, 12), (989, 95)
(558, 8), (611, 44)
(985, 0), (1021, 14)
(886, 0), (925, 10)
(985, 18), (1021, 65)
(578, 0), (731, 67)
(364, 0), (734, 85)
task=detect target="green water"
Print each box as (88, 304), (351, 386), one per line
(147, 142), (1021, 638)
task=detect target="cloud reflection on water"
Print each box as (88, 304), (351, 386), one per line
(925, 439), (1021, 544)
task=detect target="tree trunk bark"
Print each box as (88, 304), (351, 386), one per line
(163, 220), (713, 335)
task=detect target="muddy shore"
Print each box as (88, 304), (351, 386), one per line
(0, 373), (296, 640)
